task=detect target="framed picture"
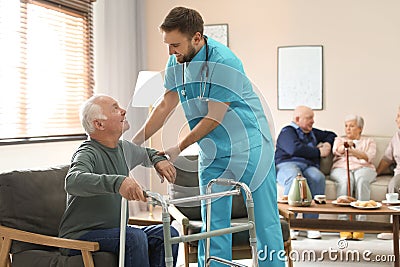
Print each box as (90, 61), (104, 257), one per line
(204, 24), (229, 47)
(277, 45), (323, 110)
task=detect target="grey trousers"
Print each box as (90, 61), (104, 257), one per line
(330, 167), (377, 221)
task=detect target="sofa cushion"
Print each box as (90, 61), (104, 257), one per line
(0, 165), (69, 253)
(168, 156), (202, 220)
(319, 153), (334, 176)
(372, 136), (394, 174)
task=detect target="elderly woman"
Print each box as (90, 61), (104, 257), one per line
(330, 115), (377, 240)
(376, 106), (400, 240)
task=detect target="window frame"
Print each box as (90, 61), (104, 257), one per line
(0, 0), (95, 146)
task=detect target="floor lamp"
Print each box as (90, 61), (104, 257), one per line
(132, 71), (165, 218)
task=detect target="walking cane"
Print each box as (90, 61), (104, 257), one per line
(119, 197), (128, 267)
(344, 141), (355, 222)
(344, 141), (351, 197)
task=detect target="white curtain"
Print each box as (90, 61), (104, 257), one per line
(93, 0), (147, 107)
(93, 0), (149, 215)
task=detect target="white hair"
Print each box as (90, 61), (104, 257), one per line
(80, 95), (108, 134)
(345, 114), (364, 130)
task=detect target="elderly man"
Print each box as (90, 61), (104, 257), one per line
(58, 94), (179, 267)
(275, 105), (336, 239)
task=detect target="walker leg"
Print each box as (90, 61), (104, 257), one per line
(145, 180), (257, 267)
(162, 210), (174, 267)
(119, 198), (128, 267)
(144, 191), (174, 267)
(246, 198), (258, 267)
(204, 179), (258, 267)
(205, 184), (212, 267)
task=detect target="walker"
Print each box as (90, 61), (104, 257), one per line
(119, 178), (258, 267)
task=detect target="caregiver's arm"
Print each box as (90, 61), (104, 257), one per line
(132, 90), (179, 145)
(163, 101), (230, 161)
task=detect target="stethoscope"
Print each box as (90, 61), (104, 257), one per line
(181, 36), (210, 100)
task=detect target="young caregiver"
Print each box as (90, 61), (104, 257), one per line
(133, 6), (284, 267)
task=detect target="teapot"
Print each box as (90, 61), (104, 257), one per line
(288, 173), (312, 206)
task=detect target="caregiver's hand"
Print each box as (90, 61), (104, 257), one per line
(158, 145), (181, 163)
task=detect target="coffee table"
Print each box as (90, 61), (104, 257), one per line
(278, 200), (400, 267)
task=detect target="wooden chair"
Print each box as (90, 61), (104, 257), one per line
(0, 166), (117, 267)
(169, 156), (293, 267)
(0, 225), (100, 267)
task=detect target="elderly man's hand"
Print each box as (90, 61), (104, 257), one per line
(318, 142), (332, 157)
(119, 177), (147, 202)
(155, 160), (176, 183)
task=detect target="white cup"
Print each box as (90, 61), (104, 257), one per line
(314, 194), (326, 204)
(386, 193), (399, 202)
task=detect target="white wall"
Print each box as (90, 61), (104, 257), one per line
(0, 141), (82, 172)
(2, 0), (399, 174)
(144, 0), (400, 149)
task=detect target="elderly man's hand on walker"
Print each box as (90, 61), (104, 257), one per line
(119, 177), (147, 202)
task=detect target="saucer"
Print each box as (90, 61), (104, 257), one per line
(382, 200), (400, 205)
(332, 200), (351, 206)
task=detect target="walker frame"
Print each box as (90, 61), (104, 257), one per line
(119, 178), (258, 267)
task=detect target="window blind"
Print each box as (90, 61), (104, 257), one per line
(0, 0), (94, 144)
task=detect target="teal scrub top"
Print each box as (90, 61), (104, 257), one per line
(164, 37), (272, 159)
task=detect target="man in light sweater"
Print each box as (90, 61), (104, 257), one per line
(59, 94), (179, 267)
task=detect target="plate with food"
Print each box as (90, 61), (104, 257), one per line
(350, 200), (382, 209)
(278, 195), (288, 204)
(332, 195), (356, 206)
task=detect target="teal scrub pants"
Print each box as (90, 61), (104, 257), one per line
(197, 141), (285, 267)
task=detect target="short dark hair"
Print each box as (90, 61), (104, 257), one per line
(160, 7), (204, 39)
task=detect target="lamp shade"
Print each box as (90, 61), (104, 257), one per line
(132, 71), (164, 107)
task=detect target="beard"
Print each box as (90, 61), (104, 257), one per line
(177, 44), (197, 63)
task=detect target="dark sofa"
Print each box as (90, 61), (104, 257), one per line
(0, 165), (117, 267)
